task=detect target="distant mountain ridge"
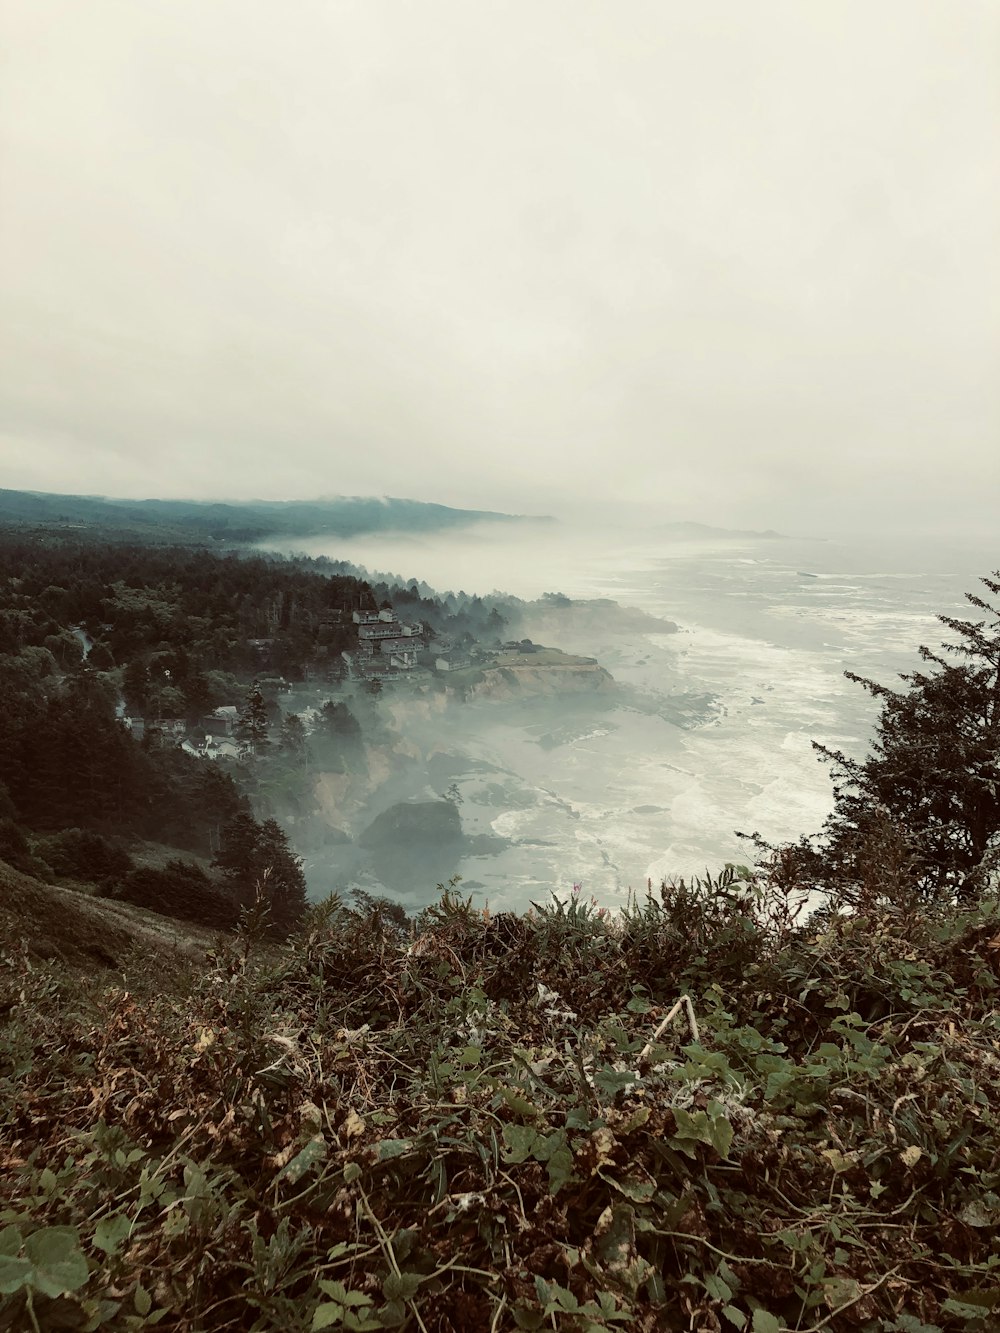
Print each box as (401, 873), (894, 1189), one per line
(0, 489), (539, 544)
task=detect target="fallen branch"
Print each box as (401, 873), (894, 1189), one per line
(640, 994), (699, 1059)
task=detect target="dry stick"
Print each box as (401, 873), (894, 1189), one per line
(358, 1183), (431, 1333)
(791, 1266), (901, 1332)
(639, 995), (700, 1060)
(652, 1230), (774, 1266)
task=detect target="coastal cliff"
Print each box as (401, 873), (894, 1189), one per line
(443, 648), (614, 702)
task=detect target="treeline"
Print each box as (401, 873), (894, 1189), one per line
(0, 537), (380, 930)
(0, 658), (244, 852)
(0, 537), (372, 686)
(0, 533), (523, 935)
(0, 537), (515, 690)
(0, 648), (305, 930)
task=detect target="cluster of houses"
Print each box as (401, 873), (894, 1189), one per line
(121, 703), (247, 761)
(343, 607), (424, 679)
(117, 599), (517, 760)
(341, 607), (495, 681)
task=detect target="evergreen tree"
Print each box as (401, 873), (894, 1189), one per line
(812, 572), (1000, 902)
(213, 811), (263, 904)
(279, 712), (308, 763)
(213, 812), (307, 932)
(235, 680), (270, 757)
(122, 659), (150, 715)
(256, 817), (307, 931)
(317, 700), (361, 747)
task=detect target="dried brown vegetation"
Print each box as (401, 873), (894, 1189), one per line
(3, 874), (1000, 1331)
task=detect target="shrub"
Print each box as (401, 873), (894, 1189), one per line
(120, 859), (238, 929)
(34, 827), (133, 885)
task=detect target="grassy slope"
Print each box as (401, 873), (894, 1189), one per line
(2, 877), (1000, 1331)
(0, 859), (216, 972)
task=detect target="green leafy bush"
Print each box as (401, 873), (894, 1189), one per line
(34, 827), (134, 885)
(119, 859), (238, 929)
(4, 880), (1000, 1332)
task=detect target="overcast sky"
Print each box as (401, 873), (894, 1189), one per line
(1, 1), (997, 536)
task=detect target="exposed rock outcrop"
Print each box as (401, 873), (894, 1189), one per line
(358, 799), (462, 849)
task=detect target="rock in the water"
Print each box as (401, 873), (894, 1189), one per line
(358, 800), (462, 849)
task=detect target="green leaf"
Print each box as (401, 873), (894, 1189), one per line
(671, 1108), (715, 1145)
(382, 1271), (423, 1301)
(951, 1288), (1000, 1309)
(497, 1086), (539, 1117)
(958, 1200), (993, 1228)
(722, 1307), (747, 1330)
(892, 1316), (942, 1333)
(0, 1226), (22, 1258)
(705, 1273), (734, 1303)
(375, 1138), (413, 1162)
(312, 1306), (344, 1331)
(544, 1137), (575, 1194)
(0, 1254), (33, 1296)
(502, 1125), (540, 1164)
(593, 1067), (637, 1098)
(535, 1277), (578, 1312)
(597, 1170), (656, 1202)
(378, 1298), (407, 1326)
(24, 1227), (89, 1298)
(709, 1113), (734, 1159)
(134, 1283), (152, 1316)
(93, 1214), (132, 1255)
(319, 1280), (351, 1301)
(278, 1136), (327, 1184)
(752, 1313), (782, 1333)
(942, 1297), (999, 1319)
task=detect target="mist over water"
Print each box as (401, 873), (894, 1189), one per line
(268, 524), (996, 913)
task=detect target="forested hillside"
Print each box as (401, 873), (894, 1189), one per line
(0, 489), (528, 545)
(0, 539), (365, 932)
(0, 535), (522, 936)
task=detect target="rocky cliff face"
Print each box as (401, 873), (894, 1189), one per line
(459, 660), (614, 702)
(307, 653), (614, 847)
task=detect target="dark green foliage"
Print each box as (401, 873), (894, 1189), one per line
(4, 882), (1000, 1332)
(213, 813), (307, 933)
(278, 712), (307, 761)
(34, 827), (134, 885)
(317, 698), (362, 745)
(310, 699), (364, 773)
(351, 889), (411, 942)
(0, 819), (50, 879)
(621, 866), (770, 998)
(120, 859), (237, 929)
(235, 679), (271, 757)
(807, 572), (1000, 905)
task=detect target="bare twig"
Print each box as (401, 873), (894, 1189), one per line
(792, 1266), (902, 1331)
(640, 994), (700, 1059)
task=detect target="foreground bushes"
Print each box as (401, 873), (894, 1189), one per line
(2, 874), (1000, 1331)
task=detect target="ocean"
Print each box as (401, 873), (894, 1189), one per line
(276, 526), (996, 913)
